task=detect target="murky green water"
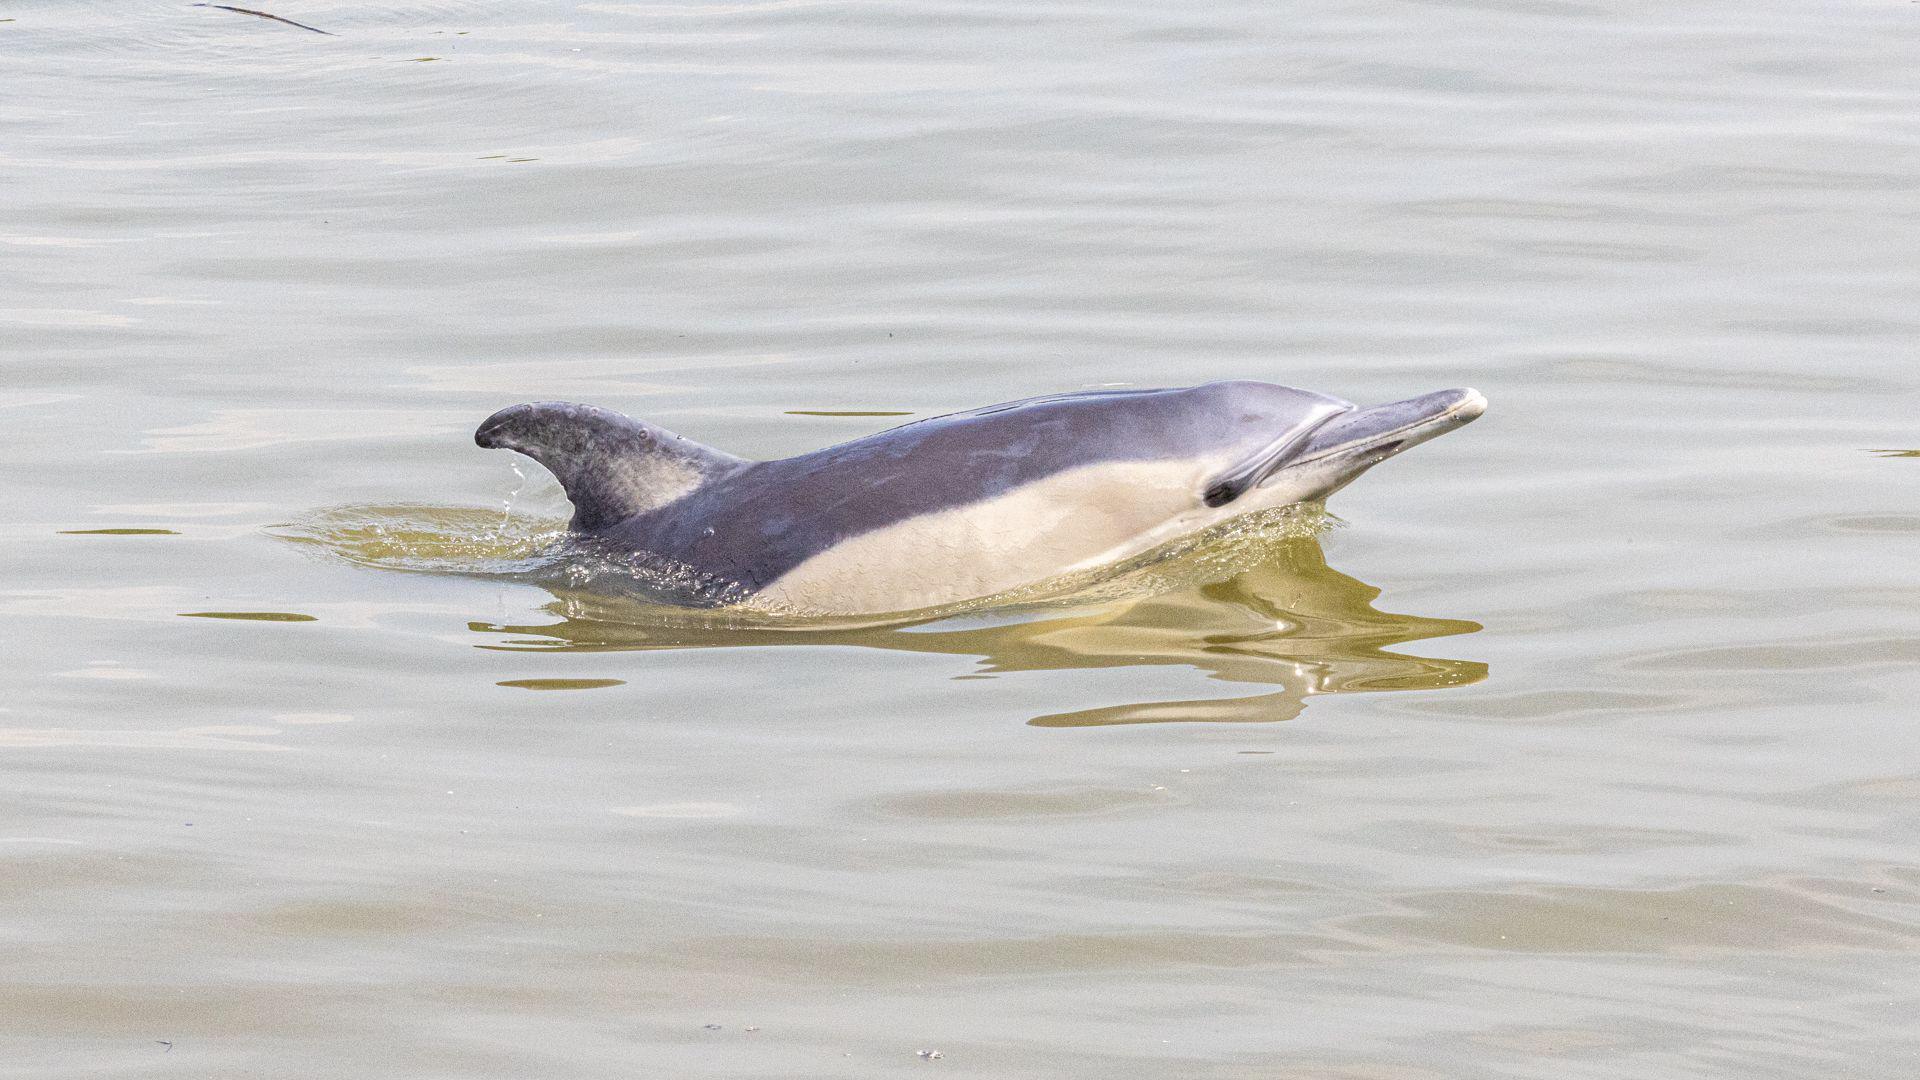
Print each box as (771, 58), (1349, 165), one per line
(5, 1), (1918, 1076)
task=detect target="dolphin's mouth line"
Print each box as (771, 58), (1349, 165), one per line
(1272, 392), (1482, 475)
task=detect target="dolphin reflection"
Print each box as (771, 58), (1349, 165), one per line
(468, 535), (1485, 727)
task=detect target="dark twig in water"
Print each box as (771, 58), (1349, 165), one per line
(192, 4), (335, 35)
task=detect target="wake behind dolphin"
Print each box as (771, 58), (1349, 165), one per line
(473, 382), (1486, 616)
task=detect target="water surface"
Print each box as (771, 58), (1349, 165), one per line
(4, 1), (1919, 1076)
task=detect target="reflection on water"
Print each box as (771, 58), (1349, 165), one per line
(178, 610), (320, 622)
(496, 676), (628, 691)
(278, 501), (1485, 725)
(471, 532), (1485, 726)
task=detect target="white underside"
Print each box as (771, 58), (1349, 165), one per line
(754, 456), (1283, 616)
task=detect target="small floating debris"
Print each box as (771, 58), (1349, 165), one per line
(179, 611), (318, 622)
(784, 410), (915, 417)
(190, 4), (334, 36)
(703, 1024), (722, 1031)
(496, 678), (624, 691)
(59, 528), (179, 536)
(916, 1049), (943, 1060)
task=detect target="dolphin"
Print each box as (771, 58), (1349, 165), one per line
(475, 382), (1486, 615)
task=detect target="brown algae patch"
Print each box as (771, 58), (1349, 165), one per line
(179, 611), (318, 622)
(496, 678), (625, 691)
(59, 528), (179, 536)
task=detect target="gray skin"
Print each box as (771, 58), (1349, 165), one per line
(475, 382), (1485, 607)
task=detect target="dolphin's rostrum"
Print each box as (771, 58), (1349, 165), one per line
(476, 381), (1486, 615)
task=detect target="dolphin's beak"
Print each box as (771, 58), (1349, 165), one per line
(1275, 387), (1486, 494)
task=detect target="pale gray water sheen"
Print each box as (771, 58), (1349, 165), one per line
(4, 1), (1919, 1077)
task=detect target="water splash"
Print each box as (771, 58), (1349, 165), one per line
(462, 517), (1485, 727)
(271, 501), (1337, 629)
(499, 459), (527, 535)
(272, 502), (1485, 723)
(271, 503), (762, 612)
(271, 504), (571, 576)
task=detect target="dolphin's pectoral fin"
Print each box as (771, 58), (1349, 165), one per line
(475, 401), (746, 531)
(1201, 401), (1353, 508)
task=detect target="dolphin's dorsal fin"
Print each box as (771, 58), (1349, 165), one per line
(475, 401), (746, 531)
(1202, 398), (1352, 507)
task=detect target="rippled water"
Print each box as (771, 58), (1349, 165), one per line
(6, 1), (1919, 1076)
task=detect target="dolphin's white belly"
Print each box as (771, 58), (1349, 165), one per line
(756, 458), (1234, 615)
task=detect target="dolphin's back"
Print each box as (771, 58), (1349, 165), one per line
(602, 383), (1324, 596)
